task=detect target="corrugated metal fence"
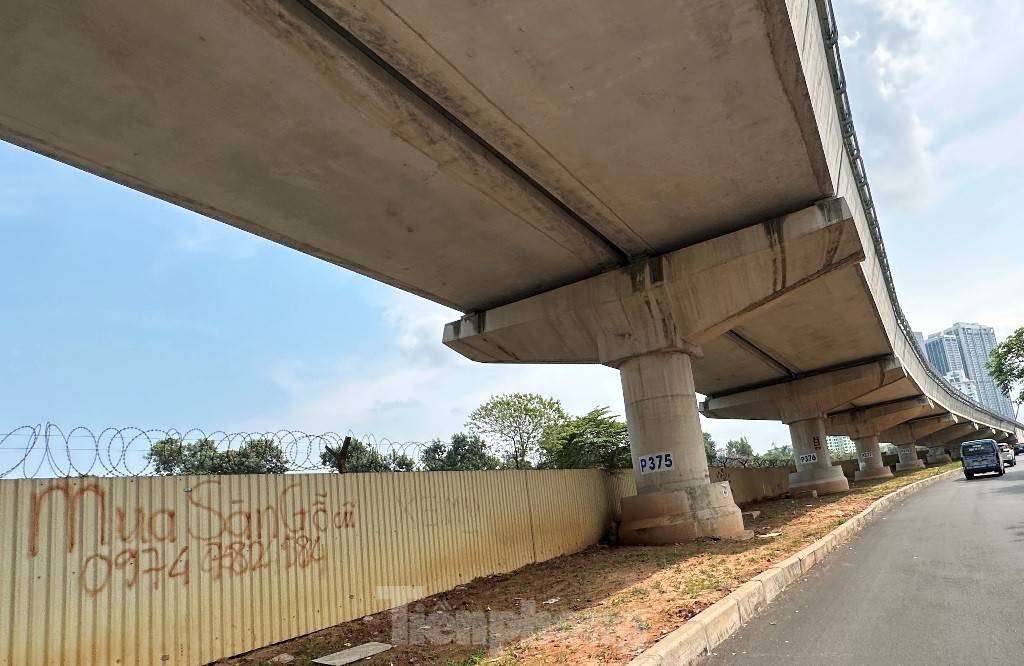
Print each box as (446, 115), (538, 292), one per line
(0, 470), (621, 665)
(0, 467), (791, 664)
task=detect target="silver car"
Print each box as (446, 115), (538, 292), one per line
(999, 444), (1016, 467)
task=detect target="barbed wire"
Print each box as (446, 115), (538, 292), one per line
(0, 424), (801, 478)
(0, 425), (435, 479)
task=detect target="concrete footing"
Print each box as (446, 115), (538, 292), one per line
(789, 464), (851, 495)
(854, 466), (894, 481)
(618, 482), (747, 544)
(926, 447), (952, 464)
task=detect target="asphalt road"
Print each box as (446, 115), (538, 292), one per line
(703, 466), (1024, 666)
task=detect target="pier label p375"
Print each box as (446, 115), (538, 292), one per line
(639, 452), (675, 474)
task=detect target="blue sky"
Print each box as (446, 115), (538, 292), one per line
(2, 0), (1023, 467)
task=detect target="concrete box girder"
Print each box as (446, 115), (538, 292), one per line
(0, 0), (632, 313)
(315, 0), (832, 255)
(880, 414), (959, 446)
(700, 356), (907, 423)
(829, 375), (925, 413)
(444, 199), (862, 365)
(918, 422), (980, 449)
(723, 268), (893, 376)
(0, 0), (834, 313)
(957, 428), (996, 446)
(825, 397), (934, 439)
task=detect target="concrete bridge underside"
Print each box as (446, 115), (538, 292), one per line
(2, 0), (1020, 542)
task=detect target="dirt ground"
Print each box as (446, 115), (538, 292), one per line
(218, 463), (956, 666)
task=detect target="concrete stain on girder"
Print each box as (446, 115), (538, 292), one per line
(822, 223), (843, 269)
(762, 216), (788, 292)
(628, 255), (665, 294)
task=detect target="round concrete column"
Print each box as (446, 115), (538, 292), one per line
(926, 446), (952, 464)
(616, 351), (746, 544)
(853, 435), (893, 481)
(787, 418), (849, 495)
(896, 443), (925, 471)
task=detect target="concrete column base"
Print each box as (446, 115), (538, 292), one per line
(854, 466), (894, 481)
(619, 482), (747, 545)
(789, 464), (849, 496)
(853, 435), (890, 483)
(896, 459), (926, 471)
(927, 453), (952, 464)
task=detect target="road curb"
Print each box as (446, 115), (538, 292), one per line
(628, 468), (959, 666)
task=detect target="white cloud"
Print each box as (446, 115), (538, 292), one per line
(836, 0), (1024, 342)
(839, 30), (861, 48)
(838, 0), (1024, 212)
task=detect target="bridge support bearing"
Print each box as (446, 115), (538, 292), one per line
(853, 435), (893, 481)
(926, 446), (952, 465)
(787, 417), (849, 495)
(616, 351), (747, 544)
(896, 443), (925, 471)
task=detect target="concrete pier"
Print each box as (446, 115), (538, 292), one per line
(853, 435), (893, 481)
(616, 351), (746, 544)
(896, 444), (925, 471)
(787, 417), (849, 495)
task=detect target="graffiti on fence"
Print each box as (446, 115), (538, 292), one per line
(26, 478), (357, 596)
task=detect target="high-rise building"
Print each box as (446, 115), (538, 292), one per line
(944, 369), (980, 403)
(826, 435), (855, 456)
(925, 323), (1014, 417)
(924, 333), (964, 376)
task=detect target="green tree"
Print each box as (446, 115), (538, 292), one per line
(541, 407), (631, 471)
(222, 437), (290, 474)
(147, 437), (289, 475)
(725, 436), (754, 457)
(761, 443), (793, 463)
(383, 450), (416, 472)
(420, 433), (500, 471)
(320, 438), (415, 472)
(704, 432), (718, 465)
(466, 393), (568, 469)
(987, 327), (1024, 418)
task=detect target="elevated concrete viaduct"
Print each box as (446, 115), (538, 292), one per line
(919, 422), (980, 464)
(2, 0), (1021, 542)
(824, 397), (935, 481)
